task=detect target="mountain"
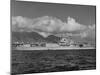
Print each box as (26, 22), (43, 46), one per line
(12, 32), (45, 43)
(12, 31), (95, 46)
(12, 32), (60, 43)
(46, 35), (60, 43)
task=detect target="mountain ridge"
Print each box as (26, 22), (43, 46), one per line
(12, 32), (60, 43)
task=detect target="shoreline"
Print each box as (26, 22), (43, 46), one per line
(14, 47), (95, 50)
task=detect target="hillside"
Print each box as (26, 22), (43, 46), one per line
(12, 32), (45, 43)
(12, 32), (60, 43)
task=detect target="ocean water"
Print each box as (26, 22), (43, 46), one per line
(11, 49), (96, 74)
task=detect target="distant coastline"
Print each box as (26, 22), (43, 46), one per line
(14, 46), (95, 50)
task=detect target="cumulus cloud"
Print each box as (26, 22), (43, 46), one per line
(80, 24), (95, 39)
(32, 16), (64, 33)
(12, 16), (30, 27)
(11, 16), (95, 38)
(12, 16), (33, 31)
(60, 17), (87, 32)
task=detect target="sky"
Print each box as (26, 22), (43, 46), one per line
(11, 0), (96, 25)
(11, 0), (96, 44)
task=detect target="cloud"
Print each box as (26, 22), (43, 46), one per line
(12, 16), (95, 38)
(38, 32), (51, 37)
(60, 17), (87, 32)
(12, 16), (33, 31)
(32, 16), (64, 33)
(32, 16), (87, 33)
(12, 16), (29, 27)
(80, 24), (95, 39)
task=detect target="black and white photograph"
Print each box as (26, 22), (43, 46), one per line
(11, 0), (96, 74)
